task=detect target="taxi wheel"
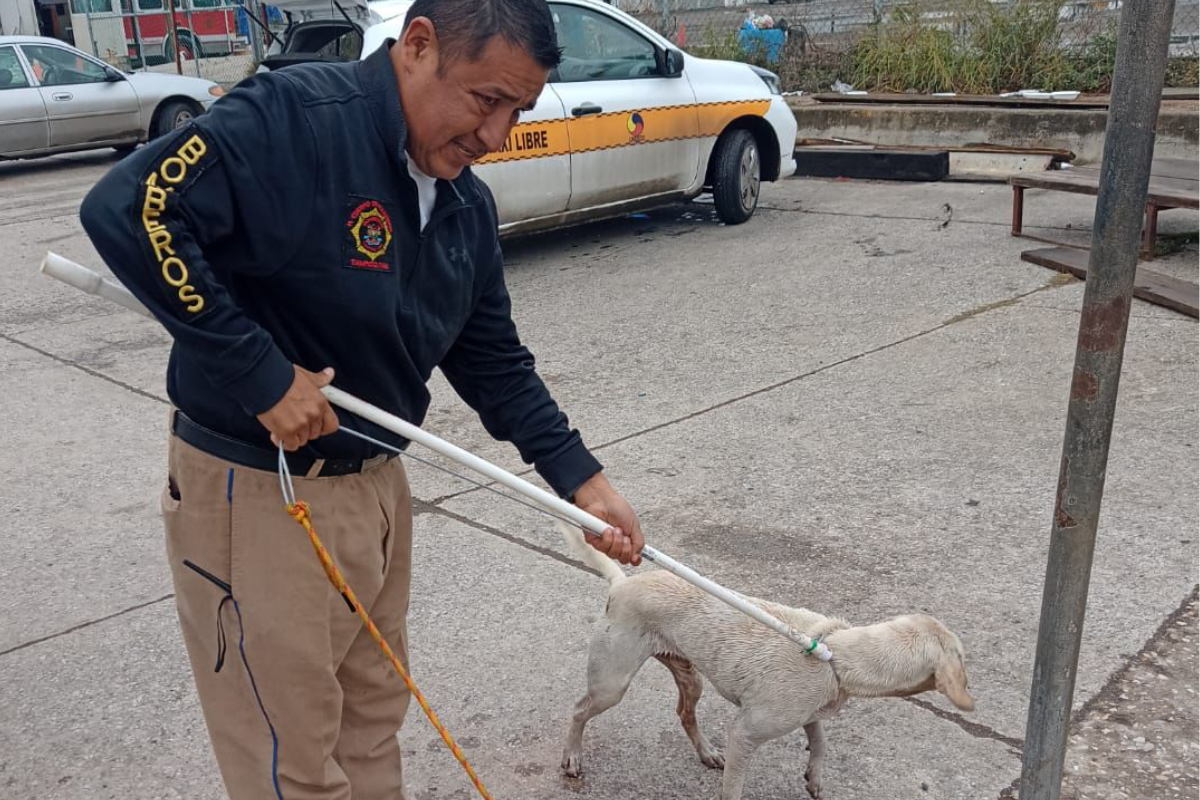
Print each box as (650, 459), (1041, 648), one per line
(712, 129), (760, 225)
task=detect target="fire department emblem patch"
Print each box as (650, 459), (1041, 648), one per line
(346, 199), (394, 271)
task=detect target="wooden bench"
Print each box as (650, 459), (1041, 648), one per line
(1009, 157), (1198, 259)
(1021, 246), (1198, 318)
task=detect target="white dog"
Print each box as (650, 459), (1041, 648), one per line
(558, 521), (975, 799)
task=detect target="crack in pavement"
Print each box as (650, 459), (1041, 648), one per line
(414, 499), (599, 578)
(0, 503), (587, 657)
(6, 308), (126, 338)
(0, 594), (174, 657)
(430, 277), (1070, 506)
(1022, 302), (1198, 322)
(1, 331), (169, 406)
(0, 210), (86, 229)
(994, 585), (1200, 799)
(904, 696), (1024, 753)
(1071, 584), (1200, 727)
(756, 203), (1097, 234)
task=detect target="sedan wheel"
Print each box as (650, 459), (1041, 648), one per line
(738, 142), (760, 214)
(171, 106), (195, 129)
(153, 101), (197, 139)
(711, 128), (761, 225)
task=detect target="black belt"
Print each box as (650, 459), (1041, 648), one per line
(171, 411), (397, 478)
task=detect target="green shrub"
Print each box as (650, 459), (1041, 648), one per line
(851, 5), (965, 93)
(685, 1), (1195, 95)
(967, 0), (1071, 91)
(1066, 25), (1118, 93)
(852, 1), (1078, 94)
(1165, 55), (1199, 89)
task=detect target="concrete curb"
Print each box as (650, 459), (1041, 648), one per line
(789, 97), (1199, 165)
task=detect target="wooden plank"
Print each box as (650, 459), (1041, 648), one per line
(1162, 88), (1200, 101)
(812, 90), (1195, 107)
(1009, 171), (1104, 195)
(1147, 158), (1199, 182)
(1010, 171), (1199, 208)
(811, 92), (1111, 109)
(1021, 246), (1198, 318)
(1049, 158), (1196, 182)
(816, 89), (1194, 104)
(797, 137), (1075, 159)
(1070, 166), (1199, 189)
(1147, 177), (1199, 208)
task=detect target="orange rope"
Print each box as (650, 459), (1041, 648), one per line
(286, 500), (494, 800)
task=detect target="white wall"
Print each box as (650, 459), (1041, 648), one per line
(0, 0), (39, 36)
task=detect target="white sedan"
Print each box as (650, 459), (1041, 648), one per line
(0, 35), (225, 160)
(364, 0), (796, 232)
(348, 0), (796, 233)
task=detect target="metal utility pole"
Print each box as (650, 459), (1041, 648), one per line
(1018, 2), (1177, 800)
(165, 0), (182, 74)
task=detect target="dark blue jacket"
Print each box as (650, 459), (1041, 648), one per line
(80, 42), (601, 498)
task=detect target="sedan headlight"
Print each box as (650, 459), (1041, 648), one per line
(750, 65), (782, 95)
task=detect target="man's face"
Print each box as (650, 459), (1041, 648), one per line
(394, 18), (549, 180)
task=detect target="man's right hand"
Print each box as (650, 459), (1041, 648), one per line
(256, 365), (340, 451)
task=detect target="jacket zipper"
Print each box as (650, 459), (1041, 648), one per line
(402, 198), (474, 306)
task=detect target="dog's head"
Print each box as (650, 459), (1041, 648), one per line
(875, 614), (975, 712)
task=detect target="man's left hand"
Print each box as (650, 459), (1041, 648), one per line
(572, 472), (644, 566)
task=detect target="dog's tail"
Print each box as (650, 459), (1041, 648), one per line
(556, 519), (627, 585)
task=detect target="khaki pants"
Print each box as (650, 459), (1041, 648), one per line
(163, 434), (413, 800)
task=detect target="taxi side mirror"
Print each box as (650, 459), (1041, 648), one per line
(657, 47), (684, 78)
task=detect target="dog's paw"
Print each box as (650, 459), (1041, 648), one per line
(699, 747), (725, 771)
(804, 768), (823, 799)
(560, 750), (584, 778)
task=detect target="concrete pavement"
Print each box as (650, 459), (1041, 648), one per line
(1, 150), (1196, 799)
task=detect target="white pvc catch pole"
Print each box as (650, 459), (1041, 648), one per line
(325, 387), (833, 660)
(40, 251), (833, 661)
(42, 252), (156, 319)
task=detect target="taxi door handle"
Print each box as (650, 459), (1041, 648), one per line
(52, 92), (73, 101)
(571, 102), (602, 117)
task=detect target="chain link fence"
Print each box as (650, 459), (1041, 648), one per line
(617, 0), (1199, 94)
(60, 0), (1199, 90)
(65, 0), (281, 85)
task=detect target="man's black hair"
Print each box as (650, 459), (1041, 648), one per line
(403, 0), (562, 69)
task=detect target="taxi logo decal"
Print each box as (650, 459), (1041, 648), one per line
(626, 112), (645, 142)
(346, 200), (394, 271)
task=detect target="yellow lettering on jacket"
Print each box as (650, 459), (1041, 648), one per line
(143, 133), (211, 313)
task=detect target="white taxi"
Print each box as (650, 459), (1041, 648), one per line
(360, 0), (797, 234)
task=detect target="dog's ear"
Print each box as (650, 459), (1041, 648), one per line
(935, 650), (975, 712)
